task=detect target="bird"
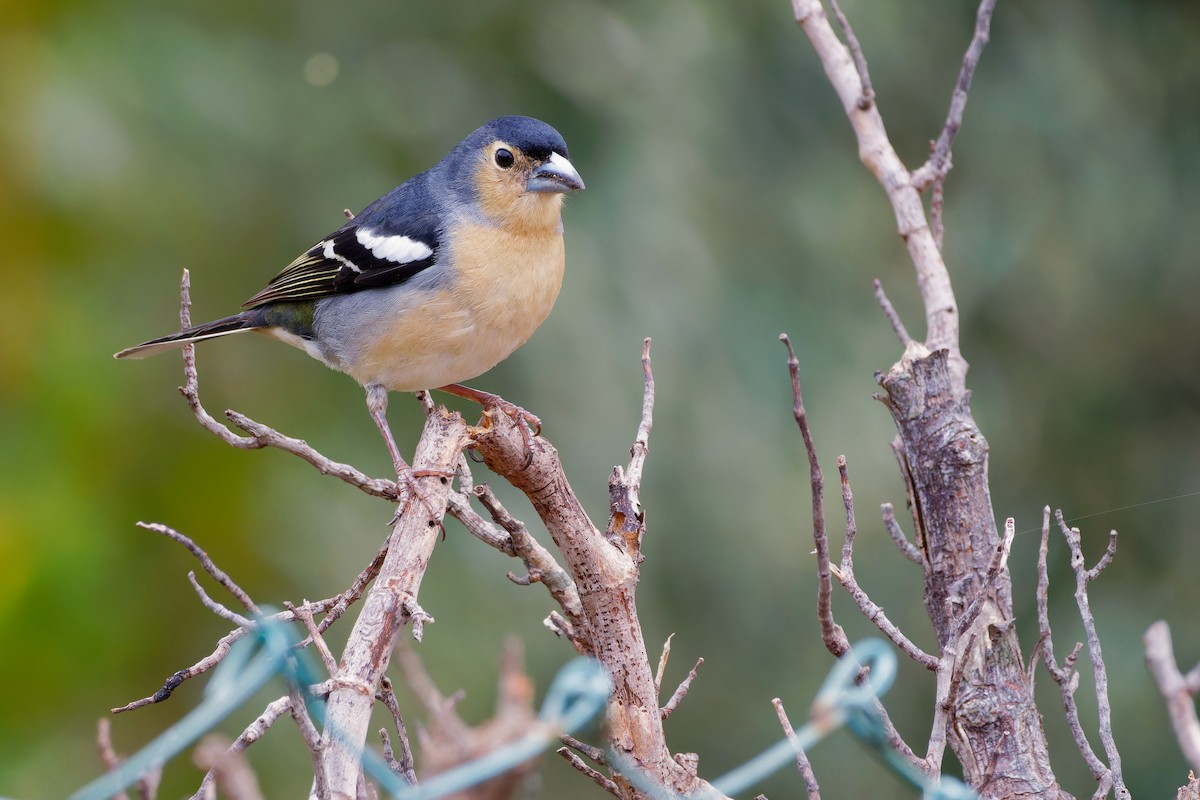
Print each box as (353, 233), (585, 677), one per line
(116, 115), (584, 498)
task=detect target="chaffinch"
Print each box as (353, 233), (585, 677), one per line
(117, 115), (584, 483)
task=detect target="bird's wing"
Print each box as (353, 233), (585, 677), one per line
(243, 185), (442, 308)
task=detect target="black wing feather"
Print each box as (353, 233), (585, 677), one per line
(243, 179), (442, 308)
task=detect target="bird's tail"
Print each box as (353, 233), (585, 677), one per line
(114, 313), (263, 360)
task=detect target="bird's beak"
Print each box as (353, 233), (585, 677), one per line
(527, 152), (585, 194)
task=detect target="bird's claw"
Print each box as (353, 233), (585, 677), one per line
(389, 467), (455, 526)
(485, 401), (540, 469)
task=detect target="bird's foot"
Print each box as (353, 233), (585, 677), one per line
(437, 384), (541, 469)
(389, 466), (456, 527)
(481, 399), (540, 470)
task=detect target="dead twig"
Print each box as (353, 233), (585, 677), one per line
(190, 697), (292, 800)
(1146, 622), (1200, 774)
(833, 457), (938, 670)
(138, 522), (259, 614)
(1037, 506), (1125, 798)
(187, 572), (255, 629)
(781, 335), (925, 773)
(456, 481), (584, 630)
(827, 0), (873, 109)
(912, 0), (1000, 190)
(872, 279), (913, 347)
(175, 269), (397, 501)
(377, 677), (418, 786)
(1055, 509), (1128, 799)
(607, 337), (656, 560)
(772, 699), (821, 800)
(112, 598), (340, 713)
(881, 502), (922, 565)
(654, 633), (675, 696)
(661, 657), (704, 720)
(558, 748), (621, 797)
(319, 409), (466, 798)
(780, 334), (847, 657)
(193, 736), (263, 800)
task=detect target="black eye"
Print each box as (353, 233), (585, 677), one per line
(494, 148), (514, 169)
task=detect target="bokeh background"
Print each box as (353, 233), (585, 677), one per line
(2, 0), (1199, 796)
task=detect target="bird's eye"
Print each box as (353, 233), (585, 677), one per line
(494, 148), (515, 169)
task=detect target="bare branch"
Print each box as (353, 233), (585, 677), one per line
(912, 0), (1000, 190)
(826, 0), (873, 109)
(193, 736), (263, 800)
(459, 481), (584, 630)
(948, 516), (1014, 644)
(833, 457), (938, 670)
(288, 602), (338, 677)
(187, 572), (255, 628)
(654, 633), (675, 696)
(95, 720), (135, 800)
(174, 270), (398, 501)
(313, 538), (389, 638)
(772, 699), (821, 800)
(138, 522), (259, 614)
(661, 657), (704, 720)
(1037, 507), (1110, 788)
(472, 352), (721, 797)
(930, 178), (946, 252)
(1146, 621), (1200, 774)
(790, 1), (967, 390)
(927, 631), (976, 771)
(560, 734), (607, 766)
(872, 280), (913, 347)
(1054, 510), (1128, 799)
(377, 677), (418, 786)
(781, 334), (847, 657)
(113, 597), (335, 713)
(190, 697), (292, 800)
(558, 748), (621, 797)
(881, 502), (921, 564)
(607, 337), (656, 560)
(319, 409), (467, 798)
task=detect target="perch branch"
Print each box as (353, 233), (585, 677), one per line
(319, 408), (467, 800)
(472, 341), (720, 799)
(450, 480), (584, 632)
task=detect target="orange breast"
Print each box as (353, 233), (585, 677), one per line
(351, 220), (565, 391)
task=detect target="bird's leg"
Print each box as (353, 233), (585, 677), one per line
(365, 384), (450, 521)
(437, 383), (540, 468)
(366, 383), (411, 478)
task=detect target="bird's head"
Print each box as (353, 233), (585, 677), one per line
(448, 116), (584, 233)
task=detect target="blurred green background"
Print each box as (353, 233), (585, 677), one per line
(2, 0), (1199, 796)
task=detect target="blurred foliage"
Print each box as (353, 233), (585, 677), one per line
(1, 0), (1199, 797)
